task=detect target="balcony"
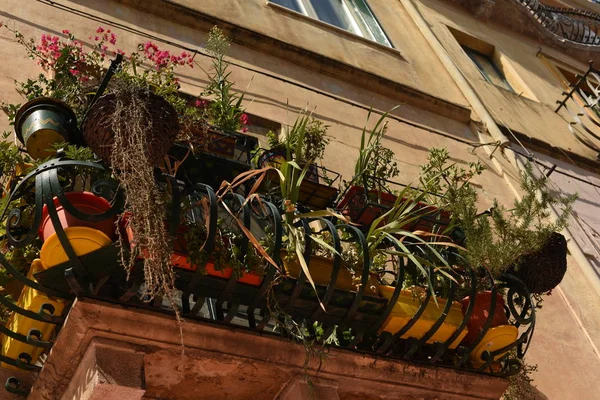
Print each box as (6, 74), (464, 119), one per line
(0, 155), (535, 399)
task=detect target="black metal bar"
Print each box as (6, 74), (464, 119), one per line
(80, 54), (123, 131)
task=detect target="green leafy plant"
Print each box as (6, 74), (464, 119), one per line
(266, 115), (330, 163)
(350, 109), (399, 193)
(184, 217), (263, 279)
(201, 26), (249, 133)
(420, 148), (576, 277)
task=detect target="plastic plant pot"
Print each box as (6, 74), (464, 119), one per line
(460, 291), (509, 345)
(38, 192), (116, 242)
(39, 226), (112, 270)
(281, 251), (379, 296)
(378, 285), (467, 349)
(127, 221), (263, 286)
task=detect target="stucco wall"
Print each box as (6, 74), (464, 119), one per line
(417, 0), (600, 163)
(0, 0), (510, 201)
(1, 0), (600, 399)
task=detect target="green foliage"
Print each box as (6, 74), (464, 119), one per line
(421, 148), (576, 275)
(202, 26), (247, 132)
(184, 218), (263, 279)
(267, 115), (331, 163)
(351, 109), (399, 192)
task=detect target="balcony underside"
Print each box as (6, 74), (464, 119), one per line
(26, 299), (508, 400)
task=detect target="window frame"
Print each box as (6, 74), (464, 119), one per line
(269, 0), (393, 48)
(461, 45), (514, 92)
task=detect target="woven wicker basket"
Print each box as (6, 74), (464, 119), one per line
(511, 232), (567, 294)
(83, 90), (179, 165)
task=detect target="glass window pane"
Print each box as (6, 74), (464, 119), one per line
(348, 0), (392, 47)
(308, 0), (352, 31)
(271, 0), (303, 13)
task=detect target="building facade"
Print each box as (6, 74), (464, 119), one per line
(1, 0), (599, 398)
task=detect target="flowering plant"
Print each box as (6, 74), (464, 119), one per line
(0, 23), (201, 125)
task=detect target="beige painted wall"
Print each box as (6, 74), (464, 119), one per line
(417, 0), (600, 162)
(1, 0), (600, 399)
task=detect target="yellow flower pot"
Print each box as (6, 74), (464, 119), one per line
(40, 226), (112, 269)
(470, 325), (518, 367)
(281, 252), (379, 296)
(378, 285), (468, 349)
(1, 259), (66, 370)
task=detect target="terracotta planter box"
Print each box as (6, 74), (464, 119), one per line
(124, 222), (263, 286)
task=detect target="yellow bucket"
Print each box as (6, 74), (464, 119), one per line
(1, 259), (66, 370)
(378, 285), (468, 349)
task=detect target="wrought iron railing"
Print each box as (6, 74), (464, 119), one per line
(0, 157), (535, 395)
(555, 63), (600, 154)
(519, 0), (600, 45)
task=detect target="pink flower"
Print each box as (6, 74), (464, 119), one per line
(239, 113), (249, 125)
(242, 127), (248, 133)
(94, 36), (100, 41)
(62, 29), (70, 35)
(116, 49), (125, 55)
(69, 69), (79, 75)
(195, 99), (207, 108)
(96, 27), (104, 33)
(109, 33), (117, 45)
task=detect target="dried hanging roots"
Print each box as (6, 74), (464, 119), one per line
(109, 86), (176, 302)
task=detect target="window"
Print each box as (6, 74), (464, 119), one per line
(461, 45), (514, 92)
(270, 0), (392, 47)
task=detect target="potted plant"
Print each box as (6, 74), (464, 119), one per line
(180, 218), (264, 286)
(169, 27), (257, 189)
(1, 26), (118, 159)
(13, 98), (79, 160)
(421, 148), (576, 364)
(259, 112), (339, 210)
(336, 113), (451, 233)
(198, 26), (252, 158)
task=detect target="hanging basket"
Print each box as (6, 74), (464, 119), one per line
(82, 90), (179, 165)
(511, 232), (568, 294)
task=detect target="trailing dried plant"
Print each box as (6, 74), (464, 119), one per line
(110, 84), (175, 303)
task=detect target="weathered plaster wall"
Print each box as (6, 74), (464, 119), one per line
(0, 0), (513, 205)
(1, 1), (599, 399)
(417, 0), (600, 163)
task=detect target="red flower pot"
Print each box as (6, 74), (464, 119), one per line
(460, 291), (509, 344)
(39, 192), (116, 242)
